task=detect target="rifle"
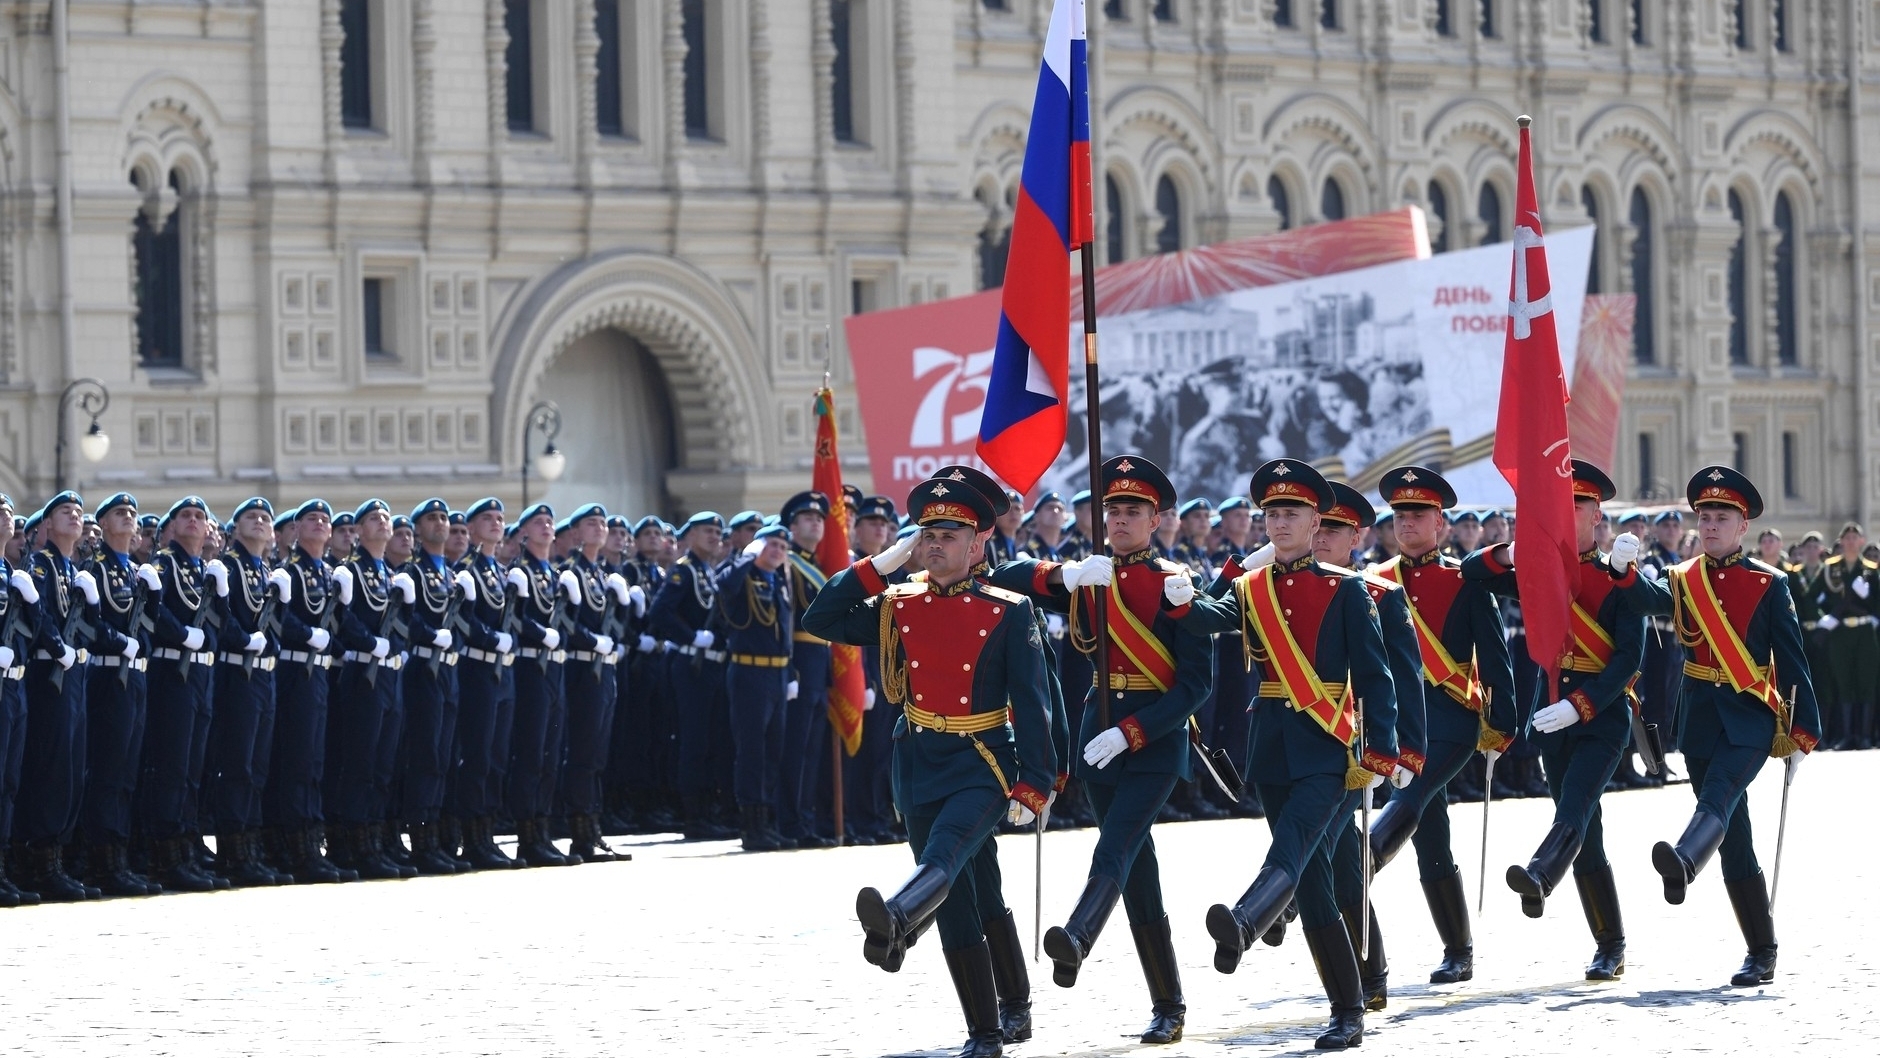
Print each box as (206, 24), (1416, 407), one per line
(0, 573), (36, 677)
(593, 580), (628, 682)
(364, 569), (408, 690)
(427, 576), (467, 677)
(120, 578), (157, 688)
(50, 566), (97, 694)
(244, 568), (283, 674)
(303, 564), (343, 677)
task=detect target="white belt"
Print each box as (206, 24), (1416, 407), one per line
(343, 651), (405, 670)
(278, 649), (335, 669)
(672, 645), (728, 663)
(463, 647), (514, 667)
(219, 653), (276, 671)
(410, 645), (459, 666)
(35, 649), (89, 664)
(90, 655), (147, 672)
(152, 647), (215, 666)
(515, 647), (565, 663)
(567, 649), (618, 665)
(0, 665), (20, 681)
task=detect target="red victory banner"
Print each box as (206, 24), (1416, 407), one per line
(813, 386), (867, 756)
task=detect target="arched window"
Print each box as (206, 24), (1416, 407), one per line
(132, 170), (186, 368)
(1630, 187), (1655, 364)
(1774, 0), (1790, 50)
(1268, 175), (1292, 230)
(1274, 0), (1294, 27)
(1320, 178), (1346, 223)
(681, 0), (712, 139)
(1773, 191), (1798, 365)
(1588, 0), (1606, 43)
(1477, 183), (1503, 245)
(1428, 181), (1450, 253)
(1155, 175), (1182, 254)
(1732, 0), (1749, 49)
(1727, 189), (1749, 365)
(1320, 0), (1338, 29)
(1435, 0), (1453, 36)
(1581, 185), (1602, 293)
(1106, 174), (1127, 264)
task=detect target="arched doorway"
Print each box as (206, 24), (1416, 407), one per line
(533, 328), (679, 519)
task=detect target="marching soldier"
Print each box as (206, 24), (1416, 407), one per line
(398, 498), (473, 875)
(76, 493), (159, 897)
(449, 497), (522, 869)
(558, 503), (629, 862)
(716, 522), (794, 852)
(507, 503), (579, 867)
(802, 477), (1055, 1058)
(1629, 466), (1820, 987)
(649, 512), (738, 842)
(1037, 455), (1212, 1046)
(1820, 524), (1878, 750)
(1463, 461), (1644, 980)
(1173, 459), (1403, 1050)
(778, 491), (837, 850)
(1362, 465), (1517, 987)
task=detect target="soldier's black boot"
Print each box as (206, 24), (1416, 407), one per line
(0, 846), (31, 906)
(1206, 865), (1294, 975)
(1303, 922), (1366, 1050)
(155, 836), (221, 893)
(1422, 868), (1474, 983)
(1506, 822), (1582, 918)
(516, 817), (575, 867)
(943, 941), (1005, 1058)
(25, 843), (96, 902)
(983, 909), (1032, 1042)
(681, 795), (737, 842)
(548, 818), (584, 865)
(1133, 915), (1186, 1044)
(568, 814), (620, 863)
(90, 841), (160, 897)
(409, 822), (462, 876)
(380, 824), (420, 878)
(347, 824), (404, 880)
(1651, 810), (1726, 905)
(1725, 872), (1778, 986)
(462, 816), (517, 870)
(289, 826), (344, 884)
(437, 816), (471, 870)
(739, 805), (781, 852)
(1042, 875), (1120, 987)
(1339, 902), (1389, 1010)
(857, 863), (950, 971)
(1575, 865), (1626, 980)
(1367, 797), (1419, 872)
(220, 832), (283, 888)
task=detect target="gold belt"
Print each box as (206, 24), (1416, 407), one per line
(1560, 656), (1607, 675)
(793, 631), (829, 645)
(1094, 673), (1163, 692)
(903, 704), (1009, 735)
(731, 653), (791, 668)
(1257, 681), (1346, 701)
(1683, 660), (1766, 686)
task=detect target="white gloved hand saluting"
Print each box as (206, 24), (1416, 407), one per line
(1083, 727), (1130, 769)
(558, 569), (581, 602)
(505, 567), (530, 598)
(870, 532), (918, 576)
(72, 570), (99, 606)
(182, 627), (206, 652)
(268, 567), (293, 603)
(1609, 532), (1640, 573)
(1163, 575), (1196, 607)
(390, 571), (417, 604)
(1532, 699), (1581, 734)
(454, 569), (477, 602)
(740, 539), (765, 562)
(1391, 763), (1415, 789)
(692, 630), (715, 650)
(8, 570), (37, 605)
(244, 631), (267, 652)
(137, 564), (162, 592)
(1061, 555), (1114, 591)
(1245, 542), (1277, 570)
(204, 560), (230, 597)
(331, 565), (354, 605)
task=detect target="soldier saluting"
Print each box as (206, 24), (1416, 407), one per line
(803, 477), (1055, 1058)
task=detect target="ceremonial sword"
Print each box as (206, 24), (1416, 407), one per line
(1478, 688), (1495, 916)
(1357, 700), (1371, 962)
(1771, 686), (1797, 910)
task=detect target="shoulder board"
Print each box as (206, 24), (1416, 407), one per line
(1152, 558), (1186, 576)
(1864, 558), (1879, 571)
(1741, 557), (1783, 579)
(882, 581), (927, 599)
(976, 584), (1026, 606)
(1826, 555), (1845, 566)
(1321, 561), (1398, 591)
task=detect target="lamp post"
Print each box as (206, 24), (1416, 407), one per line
(519, 399), (565, 508)
(55, 377), (110, 492)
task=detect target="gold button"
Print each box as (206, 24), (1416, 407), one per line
(901, 626), (911, 633)
(1284, 608), (1292, 616)
(1285, 578), (1293, 586)
(979, 629), (988, 637)
(910, 660), (920, 668)
(962, 663), (972, 671)
(993, 606), (1002, 614)
(895, 601), (904, 609)
(960, 696), (969, 704)
(915, 693), (923, 701)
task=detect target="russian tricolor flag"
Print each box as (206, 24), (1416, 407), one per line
(975, 0), (1091, 494)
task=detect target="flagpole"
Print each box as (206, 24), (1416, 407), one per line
(1079, 240), (1111, 731)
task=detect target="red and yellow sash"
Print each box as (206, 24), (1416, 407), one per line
(1378, 558), (1484, 711)
(1567, 599), (1641, 706)
(1102, 579), (1177, 693)
(1669, 558), (1783, 715)
(1238, 566), (1355, 744)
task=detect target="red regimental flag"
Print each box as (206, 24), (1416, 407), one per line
(813, 387), (867, 756)
(1492, 118), (1578, 700)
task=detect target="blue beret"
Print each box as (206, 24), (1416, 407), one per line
(44, 490), (84, 516)
(297, 499), (334, 520)
(1177, 497), (1213, 518)
(162, 495), (210, 529)
(781, 492), (832, 523)
(94, 492), (137, 520)
(1032, 491), (1065, 509)
(566, 503), (608, 527)
(0, 493), (12, 512)
(1217, 496), (1253, 514)
(1653, 509), (1683, 524)
(391, 515), (412, 531)
(449, 510), (467, 526)
(727, 509), (765, 530)
(22, 509), (42, 535)
(137, 513), (159, 530)
(514, 503), (554, 528)
(465, 497), (504, 521)
(632, 515), (664, 535)
(605, 514), (629, 530)
(354, 498), (390, 521)
(678, 511), (725, 536)
(1070, 489), (1092, 506)
(232, 497), (274, 522)
(755, 523), (792, 544)
(410, 498), (449, 522)
(331, 510), (355, 527)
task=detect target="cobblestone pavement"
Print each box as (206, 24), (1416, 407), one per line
(3, 752), (1875, 1057)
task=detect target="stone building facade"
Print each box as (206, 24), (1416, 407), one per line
(0, 0), (1872, 532)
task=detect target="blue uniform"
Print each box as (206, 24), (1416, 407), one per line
(507, 554), (569, 822)
(397, 547), (462, 830)
(716, 558), (792, 811)
(325, 550), (405, 828)
(17, 544), (121, 847)
(269, 547), (348, 831)
(557, 551), (621, 822)
(79, 550), (150, 847)
(779, 545), (833, 842)
(649, 553), (732, 813)
(136, 543), (219, 841)
(0, 559), (29, 852)
(206, 541), (279, 839)
(450, 549), (519, 824)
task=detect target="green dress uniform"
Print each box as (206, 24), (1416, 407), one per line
(1786, 551), (1838, 741)
(1819, 544), (1878, 748)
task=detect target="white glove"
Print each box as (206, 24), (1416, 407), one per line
(1505, 540), (1515, 566)
(541, 627), (562, 651)
(1245, 542), (1277, 569)
(1532, 699), (1580, 734)
(182, 626), (206, 652)
(1609, 532), (1640, 573)
(122, 637), (140, 661)
(308, 627), (331, 652)
(137, 564), (162, 591)
(606, 573), (630, 605)
(558, 569), (581, 602)
(787, 680), (800, 700)
(454, 569), (477, 602)
(494, 631), (515, 654)
(268, 567), (293, 603)
(432, 628), (453, 650)
(1366, 769), (1387, 790)
(864, 687), (876, 711)
(332, 565), (355, 605)
(371, 636), (391, 659)
(1061, 555), (1114, 591)
(740, 539), (765, 561)
(205, 560), (230, 597)
(72, 570), (99, 605)
(1785, 747), (1804, 784)
(57, 644), (76, 670)
(1164, 575), (1196, 607)
(692, 629), (715, 649)
(391, 571), (417, 604)
(1391, 763), (1415, 789)
(592, 634), (614, 655)
(1044, 613), (1067, 638)
(1818, 614), (1841, 631)
(629, 584), (647, 616)
(1855, 576), (1872, 600)
(637, 633), (658, 653)
(244, 631), (267, 652)
(1083, 727), (1130, 769)
(506, 568), (530, 597)
(0, 646), (12, 669)
(1007, 799), (1037, 827)
(870, 532), (919, 575)
(8, 570), (37, 605)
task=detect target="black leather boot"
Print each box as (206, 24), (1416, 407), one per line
(347, 824), (405, 880)
(1575, 865), (1626, 980)
(739, 805), (781, 852)
(0, 846), (34, 906)
(1263, 899), (1296, 947)
(1506, 822), (1582, 918)
(1725, 872), (1778, 986)
(219, 832), (284, 888)
(24, 843), (96, 902)
(438, 816), (473, 870)
(943, 941), (1005, 1058)
(89, 841), (160, 897)
(983, 909), (1032, 1042)
(155, 835), (222, 893)
(460, 816), (516, 870)
(1133, 915), (1185, 1044)
(1339, 902), (1388, 1010)
(681, 795), (738, 841)
(1042, 875), (1121, 987)
(409, 822), (463, 876)
(1367, 797), (1419, 872)
(1303, 922), (1366, 1049)
(517, 817), (576, 867)
(1422, 869), (1473, 983)
(1205, 866), (1294, 974)
(568, 814), (619, 863)
(1652, 810), (1726, 905)
(857, 863), (950, 971)
(379, 824), (420, 878)
(288, 826), (345, 884)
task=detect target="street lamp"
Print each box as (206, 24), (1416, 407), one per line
(520, 399), (564, 507)
(55, 377), (110, 492)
